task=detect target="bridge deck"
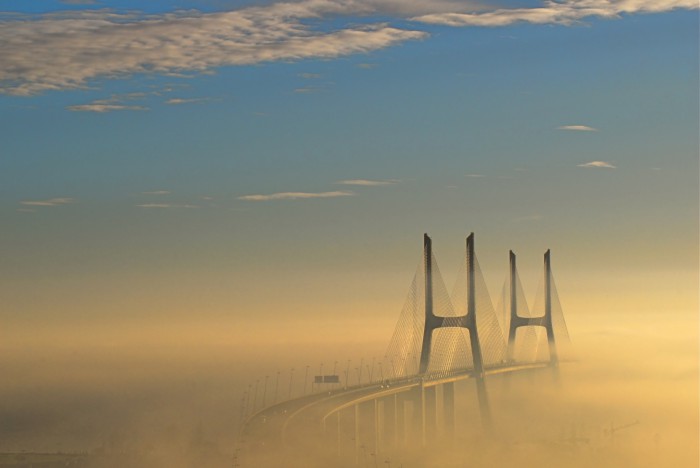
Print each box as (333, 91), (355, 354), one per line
(240, 361), (551, 460)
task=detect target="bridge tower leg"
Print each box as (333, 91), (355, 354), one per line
(418, 234), (435, 374)
(466, 234), (485, 379)
(466, 234), (492, 432)
(507, 251), (518, 362)
(506, 250), (558, 367)
(544, 250), (558, 367)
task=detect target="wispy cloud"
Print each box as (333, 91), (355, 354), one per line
(20, 197), (75, 206)
(142, 190), (170, 195)
(136, 203), (198, 208)
(357, 63), (377, 69)
(67, 103), (147, 113)
(412, 0), (697, 27)
(238, 191), (355, 201)
(557, 125), (598, 132)
(293, 86), (325, 94)
(67, 92), (152, 112)
(165, 98), (209, 105)
(465, 173), (485, 178)
(336, 179), (399, 186)
(577, 161), (616, 169)
(0, 2), (426, 96)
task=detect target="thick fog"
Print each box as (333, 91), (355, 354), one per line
(0, 310), (696, 467)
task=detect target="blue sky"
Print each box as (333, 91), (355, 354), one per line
(0, 0), (697, 337)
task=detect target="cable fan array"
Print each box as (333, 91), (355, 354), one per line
(384, 236), (572, 379)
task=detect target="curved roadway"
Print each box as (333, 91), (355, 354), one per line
(239, 363), (550, 465)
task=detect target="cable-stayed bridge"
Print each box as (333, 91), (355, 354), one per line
(237, 233), (573, 467)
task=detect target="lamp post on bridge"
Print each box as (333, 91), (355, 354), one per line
(262, 375), (268, 407)
(345, 360), (351, 388)
(303, 365), (309, 395)
(288, 368), (294, 399)
(274, 371), (280, 404)
(253, 379), (259, 413)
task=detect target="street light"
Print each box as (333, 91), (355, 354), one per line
(253, 379), (259, 412)
(262, 375), (269, 407)
(274, 371), (280, 404)
(288, 368), (295, 399)
(345, 360), (351, 388)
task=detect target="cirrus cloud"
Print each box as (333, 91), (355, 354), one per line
(412, 0), (697, 27)
(336, 178), (399, 186)
(577, 161), (616, 168)
(20, 197), (75, 206)
(238, 190), (355, 201)
(557, 125), (598, 132)
(67, 103), (148, 112)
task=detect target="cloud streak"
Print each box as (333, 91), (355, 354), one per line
(412, 0), (697, 27)
(336, 179), (399, 186)
(136, 203), (198, 208)
(165, 98), (209, 105)
(0, 1), (426, 96)
(578, 161), (616, 168)
(238, 191), (355, 201)
(67, 103), (148, 112)
(558, 125), (598, 131)
(20, 197), (75, 206)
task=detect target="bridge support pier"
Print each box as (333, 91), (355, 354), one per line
(354, 400), (378, 464)
(424, 385), (437, 443)
(443, 382), (455, 438)
(408, 386), (424, 446)
(396, 393), (406, 446)
(380, 395), (397, 449)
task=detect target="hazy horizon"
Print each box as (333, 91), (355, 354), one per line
(1, 0), (698, 466)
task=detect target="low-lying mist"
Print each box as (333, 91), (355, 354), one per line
(0, 311), (696, 467)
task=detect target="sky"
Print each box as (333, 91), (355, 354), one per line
(0, 0), (698, 462)
(1, 0), (698, 350)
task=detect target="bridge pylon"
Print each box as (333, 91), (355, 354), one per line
(418, 233), (486, 377)
(507, 249), (559, 367)
(417, 233), (492, 433)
